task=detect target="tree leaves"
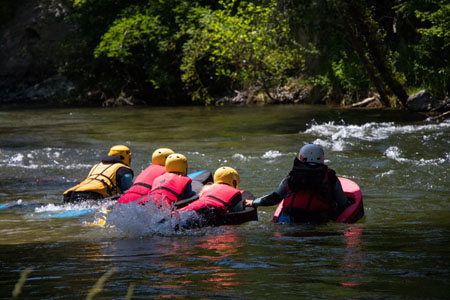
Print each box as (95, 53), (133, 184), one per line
(62, 0), (449, 105)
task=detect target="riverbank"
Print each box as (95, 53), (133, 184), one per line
(1, 0), (449, 116)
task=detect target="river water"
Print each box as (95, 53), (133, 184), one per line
(0, 105), (449, 299)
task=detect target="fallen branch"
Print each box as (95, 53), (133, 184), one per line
(351, 96), (377, 107)
(430, 110), (450, 120)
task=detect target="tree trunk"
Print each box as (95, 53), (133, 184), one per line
(341, 16), (392, 106)
(335, 0), (409, 107)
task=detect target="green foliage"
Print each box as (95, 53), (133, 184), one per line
(93, 5), (173, 91)
(414, 1), (450, 96)
(181, 0), (309, 102)
(94, 11), (167, 61)
(56, 0), (449, 105)
(415, 1), (450, 45)
(287, 0), (373, 101)
(390, 0), (450, 97)
(331, 56), (370, 99)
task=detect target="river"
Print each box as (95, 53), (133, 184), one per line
(0, 105), (449, 299)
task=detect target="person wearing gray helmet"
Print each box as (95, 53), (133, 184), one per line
(244, 144), (349, 223)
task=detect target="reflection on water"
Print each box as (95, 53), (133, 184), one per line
(0, 106), (449, 299)
(340, 225), (364, 288)
(195, 231), (242, 288)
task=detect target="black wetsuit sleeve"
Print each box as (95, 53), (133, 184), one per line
(334, 179), (348, 208)
(116, 167), (134, 192)
(252, 178), (288, 207)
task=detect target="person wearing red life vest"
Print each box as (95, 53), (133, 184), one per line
(137, 153), (194, 207)
(117, 148), (174, 204)
(244, 144), (349, 223)
(179, 166), (243, 227)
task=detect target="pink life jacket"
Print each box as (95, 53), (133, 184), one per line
(181, 184), (241, 215)
(118, 164), (165, 203)
(137, 172), (192, 206)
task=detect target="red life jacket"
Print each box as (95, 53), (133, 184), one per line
(118, 164), (165, 203)
(137, 172), (192, 206)
(282, 168), (336, 214)
(180, 184), (241, 215)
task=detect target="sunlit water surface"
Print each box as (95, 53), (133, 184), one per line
(0, 105), (449, 299)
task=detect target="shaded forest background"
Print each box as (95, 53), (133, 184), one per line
(0, 0), (449, 108)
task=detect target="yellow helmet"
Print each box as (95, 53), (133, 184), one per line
(108, 145), (131, 166)
(214, 166), (240, 189)
(165, 153), (188, 175)
(152, 148), (175, 166)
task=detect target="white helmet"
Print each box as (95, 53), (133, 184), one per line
(298, 144), (324, 164)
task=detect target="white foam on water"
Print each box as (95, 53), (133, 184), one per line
(63, 163), (92, 169)
(1, 148), (92, 170)
(384, 146), (406, 162)
(231, 153), (260, 161)
(375, 170), (395, 178)
(305, 121), (450, 145)
(233, 151), (294, 162)
(11, 153), (24, 163)
(312, 138), (346, 151)
(261, 150), (283, 159)
(384, 146), (447, 166)
(232, 153), (247, 160)
(304, 121), (450, 168)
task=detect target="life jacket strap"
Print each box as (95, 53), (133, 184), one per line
(153, 186), (181, 200)
(305, 193), (314, 211)
(288, 191), (296, 216)
(89, 163), (120, 196)
(134, 182), (152, 189)
(72, 163), (117, 197)
(206, 194), (230, 208)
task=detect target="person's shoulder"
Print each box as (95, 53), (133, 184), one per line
(326, 167), (336, 174)
(148, 164), (164, 170)
(325, 167), (338, 182)
(101, 155), (123, 164)
(117, 166), (133, 177)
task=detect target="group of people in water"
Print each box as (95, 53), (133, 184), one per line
(63, 144), (351, 226)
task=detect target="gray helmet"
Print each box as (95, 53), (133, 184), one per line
(298, 144), (325, 164)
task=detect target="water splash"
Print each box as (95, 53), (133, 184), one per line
(100, 201), (206, 237)
(32, 200), (113, 219)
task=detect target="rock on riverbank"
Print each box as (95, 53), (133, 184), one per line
(0, 0), (73, 105)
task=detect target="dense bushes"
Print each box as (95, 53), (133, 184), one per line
(60, 0), (450, 106)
